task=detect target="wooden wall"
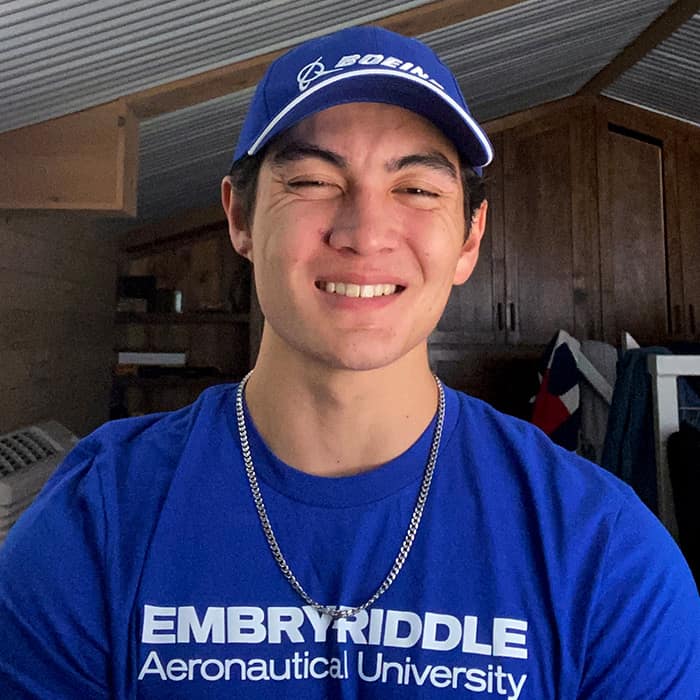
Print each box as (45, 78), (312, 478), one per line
(0, 212), (119, 436)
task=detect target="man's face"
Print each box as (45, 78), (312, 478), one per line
(224, 102), (486, 373)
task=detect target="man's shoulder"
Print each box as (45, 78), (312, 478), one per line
(45, 382), (238, 504)
(84, 382), (235, 458)
(444, 386), (640, 511)
(9, 382), (239, 557)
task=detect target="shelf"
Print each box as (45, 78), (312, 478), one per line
(115, 311), (249, 325)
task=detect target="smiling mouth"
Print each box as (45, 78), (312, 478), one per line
(316, 281), (403, 298)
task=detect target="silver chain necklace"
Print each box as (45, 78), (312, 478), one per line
(234, 371), (446, 621)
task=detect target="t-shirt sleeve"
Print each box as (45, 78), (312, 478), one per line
(578, 492), (700, 699)
(0, 446), (111, 698)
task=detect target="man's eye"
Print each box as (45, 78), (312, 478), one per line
(288, 179), (331, 188)
(399, 187), (439, 198)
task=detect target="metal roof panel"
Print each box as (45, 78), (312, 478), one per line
(604, 12), (700, 126)
(0, 0), (432, 133)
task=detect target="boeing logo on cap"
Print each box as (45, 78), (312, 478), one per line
(297, 53), (446, 93)
(296, 58), (343, 91)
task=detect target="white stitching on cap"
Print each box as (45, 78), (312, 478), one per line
(246, 68), (494, 166)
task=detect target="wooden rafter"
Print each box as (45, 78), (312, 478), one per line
(578, 0), (700, 95)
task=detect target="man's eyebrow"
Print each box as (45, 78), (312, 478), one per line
(387, 152), (458, 180)
(270, 142), (348, 169)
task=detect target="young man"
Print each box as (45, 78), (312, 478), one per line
(0, 26), (698, 699)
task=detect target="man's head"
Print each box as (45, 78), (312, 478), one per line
(221, 26), (492, 372)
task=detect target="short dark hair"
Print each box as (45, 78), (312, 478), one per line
(228, 148), (486, 235)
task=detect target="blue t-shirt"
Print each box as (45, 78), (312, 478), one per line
(0, 384), (698, 699)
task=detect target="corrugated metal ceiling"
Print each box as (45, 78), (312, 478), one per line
(0, 0), (432, 134)
(137, 88), (253, 220)
(604, 11), (700, 126)
(421, 0), (675, 120)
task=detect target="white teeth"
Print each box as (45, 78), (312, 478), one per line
(321, 282), (398, 298)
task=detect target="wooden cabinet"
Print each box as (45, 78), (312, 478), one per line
(430, 97), (700, 412)
(112, 226), (259, 417)
(596, 98), (700, 345)
(435, 98), (699, 353)
(503, 111), (599, 345)
(430, 106), (601, 414)
(432, 107), (600, 350)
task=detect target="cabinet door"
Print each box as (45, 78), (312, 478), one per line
(677, 135), (700, 339)
(503, 118), (578, 345)
(598, 125), (668, 345)
(431, 134), (505, 344)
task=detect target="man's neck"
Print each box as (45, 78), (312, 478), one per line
(243, 340), (439, 477)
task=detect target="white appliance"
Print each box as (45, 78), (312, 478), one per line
(0, 421), (78, 545)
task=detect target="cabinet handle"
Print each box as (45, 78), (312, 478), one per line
(497, 303), (504, 331)
(690, 304), (696, 335)
(509, 303), (517, 332)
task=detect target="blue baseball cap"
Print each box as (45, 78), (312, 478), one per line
(232, 25), (493, 175)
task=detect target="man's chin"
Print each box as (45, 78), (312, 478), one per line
(309, 339), (428, 374)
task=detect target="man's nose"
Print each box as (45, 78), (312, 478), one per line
(326, 187), (398, 255)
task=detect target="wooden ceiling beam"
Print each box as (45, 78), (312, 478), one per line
(128, 0), (526, 119)
(578, 0), (700, 95)
(374, 0), (525, 36)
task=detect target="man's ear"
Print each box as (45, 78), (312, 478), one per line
(453, 200), (488, 285)
(221, 176), (253, 262)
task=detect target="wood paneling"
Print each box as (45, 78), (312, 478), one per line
(0, 213), (118, 435)
(120, 206), (226, 251)
(483, 96), (590, 136)
(429, 99), (698, 409)
(598, 96), (699, 140)
(0, 101), (138, 214)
